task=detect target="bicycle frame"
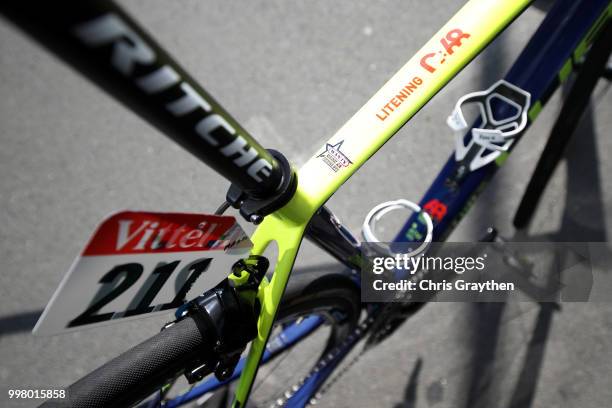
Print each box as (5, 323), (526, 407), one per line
(232, 1), (535, 405)
(3, 0), (610, 407)
(231, 0), (612, 406)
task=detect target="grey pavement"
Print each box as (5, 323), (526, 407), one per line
(1, 1), (611, 407)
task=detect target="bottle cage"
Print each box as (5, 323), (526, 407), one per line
(447, 80), (531, 171)
(362, 199), (433, 257)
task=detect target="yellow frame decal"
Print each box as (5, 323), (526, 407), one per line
(233, 0), (531, 405)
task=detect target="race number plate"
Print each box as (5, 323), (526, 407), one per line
(34, 211), (252, 335)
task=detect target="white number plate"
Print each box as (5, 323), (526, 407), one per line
(34, 211), (252, 335)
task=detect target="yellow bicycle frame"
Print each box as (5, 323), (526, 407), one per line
(233, 1), (531, 405)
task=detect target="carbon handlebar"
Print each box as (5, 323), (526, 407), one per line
(40, 316), (211, 408)
(38, 261), (265, 408)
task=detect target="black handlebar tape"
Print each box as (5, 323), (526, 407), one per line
(1, 1), (283, 198)
(39, 316), (210, 408)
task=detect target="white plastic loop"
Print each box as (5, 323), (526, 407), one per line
(362, 199), (433, 257)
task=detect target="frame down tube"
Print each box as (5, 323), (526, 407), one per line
(394, 0), (612, 244)
(233, 1), (531, 406)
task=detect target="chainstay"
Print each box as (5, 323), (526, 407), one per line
(270, 316), (376, 407)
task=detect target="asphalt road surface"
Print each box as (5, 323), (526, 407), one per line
(1, 1), (611, 407)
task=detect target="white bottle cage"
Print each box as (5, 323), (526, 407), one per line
(362, 199), (433, 257)
(447, 80), (531, 171)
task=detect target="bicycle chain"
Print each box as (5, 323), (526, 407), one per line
(269, 316), (376, 408)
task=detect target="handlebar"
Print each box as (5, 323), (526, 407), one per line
(38, 258), (267, 408)
(40, 316), (211, 408)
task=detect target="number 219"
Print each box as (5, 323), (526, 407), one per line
(68, 258), (211, 327)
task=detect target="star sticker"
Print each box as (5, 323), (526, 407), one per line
(317, 141), (353, 164)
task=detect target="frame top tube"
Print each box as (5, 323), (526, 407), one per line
(288, 0), (531, 219)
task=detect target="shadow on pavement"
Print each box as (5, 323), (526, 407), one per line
(506, 87), (608, 408)
(0, 309), (42, 336)
(393, 358), (423, 408)
(392, 16), (608, 407)
(461, 75), (607, 408)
